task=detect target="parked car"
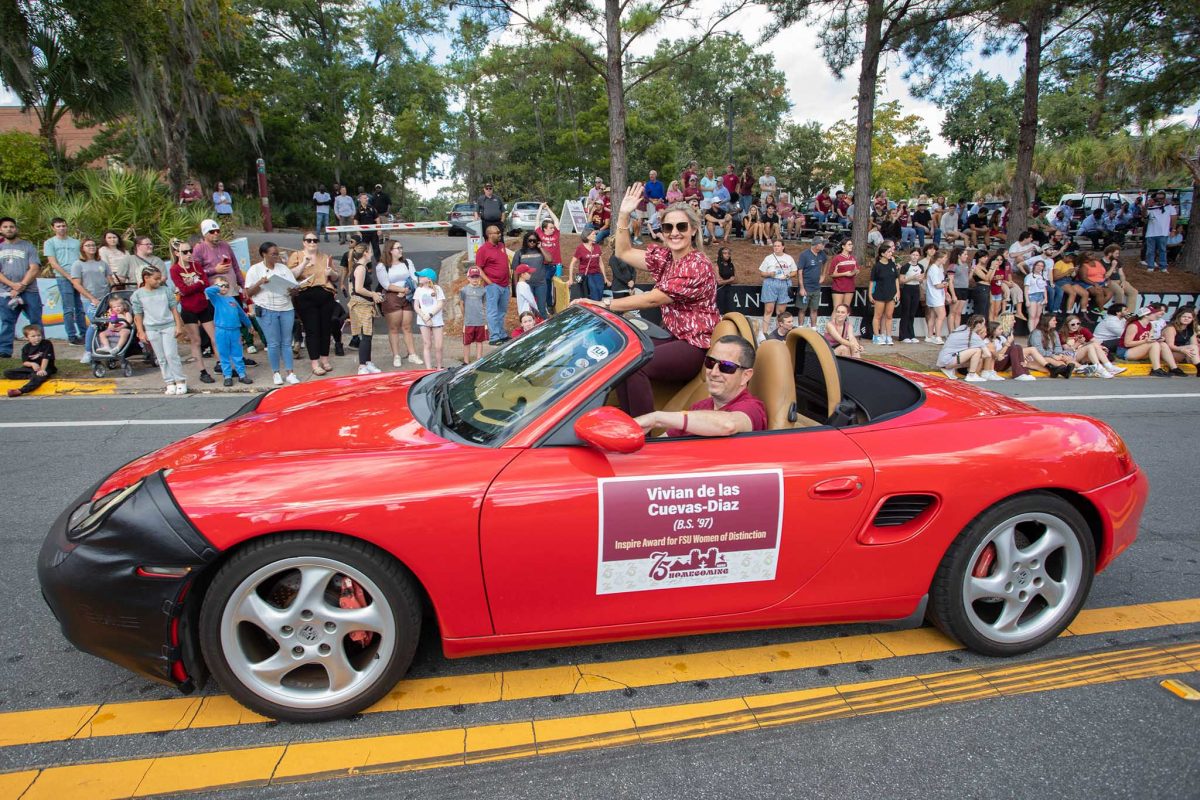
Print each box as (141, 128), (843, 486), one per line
(38, 309), (1147, 722)
(508, 201), (548, 236)
(1057, 192), (1140, 228)
(447, 202), (477, 236)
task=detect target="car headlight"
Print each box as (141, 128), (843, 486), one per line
(66, 480), (143, 541)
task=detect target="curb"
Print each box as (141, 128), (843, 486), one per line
(0, 379), (117, 396)
(924, 362), (1198, 379)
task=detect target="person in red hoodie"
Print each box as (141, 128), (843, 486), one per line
(169, 240), (218, 384)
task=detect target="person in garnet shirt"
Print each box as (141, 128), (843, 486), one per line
(635, 335), (766, 437)
(474, 224), (512, 343)
(574, 184), (720, 417)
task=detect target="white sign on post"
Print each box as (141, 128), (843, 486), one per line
(467, 235), (482, 262)
(560, 200), (588, 234)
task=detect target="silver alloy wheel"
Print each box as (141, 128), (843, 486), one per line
(960, 511), (1084, 645)
(219, 556), (396, 710)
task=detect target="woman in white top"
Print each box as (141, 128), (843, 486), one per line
(923, 251), (949, 343)
(244, 241), (300, 385)
(99, 230), (132, 288)
(758, 239), (797, 337)
(1023, 258), (1049, 334)
(376, 241), (421, 367)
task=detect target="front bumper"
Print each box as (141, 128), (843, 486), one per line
(38, 470), (218, 690)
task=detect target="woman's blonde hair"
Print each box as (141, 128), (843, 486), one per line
(660, 202), (704, 251)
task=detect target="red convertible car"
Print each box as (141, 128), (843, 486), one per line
(38, 307), (1147, 722)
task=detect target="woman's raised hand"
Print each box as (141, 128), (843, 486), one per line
(619, 184), (644, 217)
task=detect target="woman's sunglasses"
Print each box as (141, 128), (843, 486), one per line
(304, 237), (319, 243)
(703, 356), (747, 374)
(177, 248), (192, 254)
(661, 222), (690, 234)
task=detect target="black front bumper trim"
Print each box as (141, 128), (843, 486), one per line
(38, 470), (219, 690)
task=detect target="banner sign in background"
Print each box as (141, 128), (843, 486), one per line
(560, 200), (588, 235)
(597, 469), (784, 595)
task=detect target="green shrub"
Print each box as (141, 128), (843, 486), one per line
(0, 132), (56, 190)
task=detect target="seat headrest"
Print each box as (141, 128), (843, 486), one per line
(784, 327), (842, 420)
(749, 339), (798, 430)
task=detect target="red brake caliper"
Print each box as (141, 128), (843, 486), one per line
(339, 577), (374, 646)
(972, 543), (997, 578)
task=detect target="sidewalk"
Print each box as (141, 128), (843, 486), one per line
(2, 325), (1195, 397)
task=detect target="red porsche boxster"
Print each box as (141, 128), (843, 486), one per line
(38, 306), (1147, 722)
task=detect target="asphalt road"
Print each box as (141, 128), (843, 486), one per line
(1, 381), (1198, 798)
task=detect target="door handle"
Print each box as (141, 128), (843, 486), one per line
(810, 476), (863, 499)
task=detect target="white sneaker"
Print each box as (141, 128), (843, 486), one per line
(408, 354), (423, 365)
(285, 373), (300, 384)
(1014, 374), (1036, 381)
(1099, 369), (1114, 378)
(885, 336), (895, 346)
(1108, 365), (1126, 374)
(366, 362), (382, 374)
(80, 353), (92, 364)
(983, 371), (1006, 381)
(165, 385), (178, 395)
(940, 368), (959, 379)
(247, 345), (258, 354)
(393, 355), (402, 367)
(965, 373), (987, 383)
(273, 372), (284, 386)
(357, 365), (372, 375)
(176, 382), (188, 395)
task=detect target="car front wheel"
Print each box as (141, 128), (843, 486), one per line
(928, 493), (1095, 656)
(199, 533), (420, 722)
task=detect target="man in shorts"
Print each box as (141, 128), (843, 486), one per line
(459, 267), (488, 364)
(795, 236), (827, 328)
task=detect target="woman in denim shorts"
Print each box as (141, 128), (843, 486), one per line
(758, 239), (796, 335)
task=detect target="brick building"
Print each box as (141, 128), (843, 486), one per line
(0, 104), (106, 156)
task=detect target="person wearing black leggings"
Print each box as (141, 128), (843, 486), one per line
(287, 231), (340, 375)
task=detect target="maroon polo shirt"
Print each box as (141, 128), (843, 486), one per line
(475, 240), (510, 287)
(666, 389), (767, 437)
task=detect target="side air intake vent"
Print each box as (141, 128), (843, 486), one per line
(873, 495), (935, 527)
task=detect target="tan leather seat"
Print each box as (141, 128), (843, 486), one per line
(748, 339), (806, 429)
(783, 327), (843, 423)
(660, 313), (755, 412)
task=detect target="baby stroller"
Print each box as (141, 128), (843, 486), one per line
(88, 289), (156, 378)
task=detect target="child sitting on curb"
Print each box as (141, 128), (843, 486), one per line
(205, 277), (254, 387)
(5, 324), (55, 397)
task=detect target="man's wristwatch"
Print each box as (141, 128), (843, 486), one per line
(602, 297), (612, 309)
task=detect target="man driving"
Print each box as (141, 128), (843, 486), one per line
(635, 335), (766, 437)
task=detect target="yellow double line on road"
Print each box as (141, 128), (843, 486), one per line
(2, 639), (1197, 799)
(2, 598), (1197, 749)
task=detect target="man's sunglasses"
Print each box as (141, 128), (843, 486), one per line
(704, 356), (748, 374)
(304, 238), (320, 243)
(661, 221), (690, 234)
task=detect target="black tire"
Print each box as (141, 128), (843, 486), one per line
(92, 364), (105, 378)
(927, 492), (1095, 657)
(199, 532), (421, 722)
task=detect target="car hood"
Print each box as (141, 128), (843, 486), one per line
(99, 372), (443, 495)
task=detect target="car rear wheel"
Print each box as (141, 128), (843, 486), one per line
(928, 493), (1095, 656)
(199, 533), (420, 722)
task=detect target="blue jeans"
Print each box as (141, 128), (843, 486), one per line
(257, 307), (295, 372)
(1050, 278), (1073, 313)
(82, 300), (99, 358)
(544, 271), (557, 314)
(584, 273), (605, 301)
(532, 281), (549, 318)
(593, 228), (611, 246)
(914, 228), (927, 248)
(56, 278), (85, 340)
(0, 288), (42, 356)
(215, 326), (245, 378)
(1146, 236), (1168, 270)
(740, 195), (752, 215)
(811, 211), (828, 225)
(484, 282), (509, 340)
(316, 211), (329, 240)
(900, 226), (917, 248)
(933, 229), (942, 247)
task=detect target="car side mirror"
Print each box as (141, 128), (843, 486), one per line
(575, 407), (645, 454)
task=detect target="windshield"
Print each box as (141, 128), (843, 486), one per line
(439, 308), (628, 445)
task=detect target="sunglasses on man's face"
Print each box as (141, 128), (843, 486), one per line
(703, 356), (747, 374)
(661, 221), (691, 234)
(304, 238), (319, 243)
